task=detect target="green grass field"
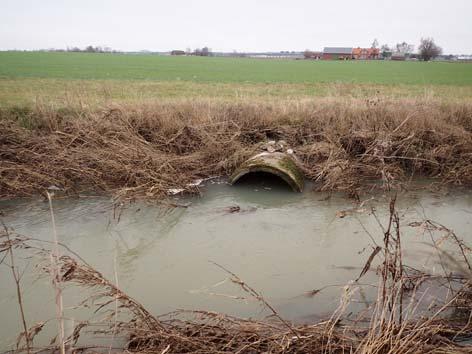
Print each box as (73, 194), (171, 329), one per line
(1, 52), (471, 107)
(1, 52), (472, 84)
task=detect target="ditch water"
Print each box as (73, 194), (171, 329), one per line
(0, 177), (471, 349)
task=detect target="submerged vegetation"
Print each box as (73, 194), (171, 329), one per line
(1, 98), (471, 199)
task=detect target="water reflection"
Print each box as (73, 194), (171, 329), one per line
(0, 181), (471, 350)
(111, 205), (188, 278)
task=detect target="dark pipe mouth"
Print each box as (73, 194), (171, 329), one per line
(231, 170), (294, 191)
(231, 166), (302, 192)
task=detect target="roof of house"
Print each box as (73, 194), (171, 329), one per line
(353, 47), (381, 55)
(323, 47), (353, 54)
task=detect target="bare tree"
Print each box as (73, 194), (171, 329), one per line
(371, 39), (379, 49)
(395, 42), (414, 55)
(418, 38), (442, 61)
(380, 44), (391, 59)
(194, 47), (211, 56)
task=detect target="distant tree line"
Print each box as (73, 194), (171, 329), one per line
(40, 38), (443, 62)
(42, 46), (120, 53)
(194, 47), (211, 56)
(171, 47), (213, 56)
(68, 46), (118, 53)
(379, 38), (442, 61)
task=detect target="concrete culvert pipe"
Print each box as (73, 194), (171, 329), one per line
(230, 152), (304, 192)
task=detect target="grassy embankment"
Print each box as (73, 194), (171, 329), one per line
(0, 52), (471, 199)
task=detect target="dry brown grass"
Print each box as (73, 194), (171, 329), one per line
(1, 97), (471, 199)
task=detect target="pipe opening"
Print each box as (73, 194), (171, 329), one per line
(230, 152), (304, 192)
(232, 171), (294, 191)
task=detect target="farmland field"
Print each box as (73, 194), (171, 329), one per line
(2, 52), (472, 84)
(1, 52), (472, 107)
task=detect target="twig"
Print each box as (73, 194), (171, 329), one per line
(2, 223), (31, 353)
(210, 261), (300, 338)
(46, 192), (66, 354)
(108, 247), (119, 354)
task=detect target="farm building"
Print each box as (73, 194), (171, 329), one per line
(352, 47), (380, 60)
(391, 52), (406, 61)
(322, 47), (353, 60)
(322, 47), (380, 60)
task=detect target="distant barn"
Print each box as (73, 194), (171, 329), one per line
(322, 47), (353, 60)
(352, 47), (380, 60)
(171, 50), (186, 56)
(391, 52), (406, 61)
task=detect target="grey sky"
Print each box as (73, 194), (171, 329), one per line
(1, 0), (471, 54)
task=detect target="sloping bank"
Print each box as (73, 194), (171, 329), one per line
(1, 98), (471, 199)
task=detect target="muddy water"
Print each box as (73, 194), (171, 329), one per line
(0, 178), (471, 349)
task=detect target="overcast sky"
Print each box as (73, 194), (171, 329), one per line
(1, 0), (471, 54)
